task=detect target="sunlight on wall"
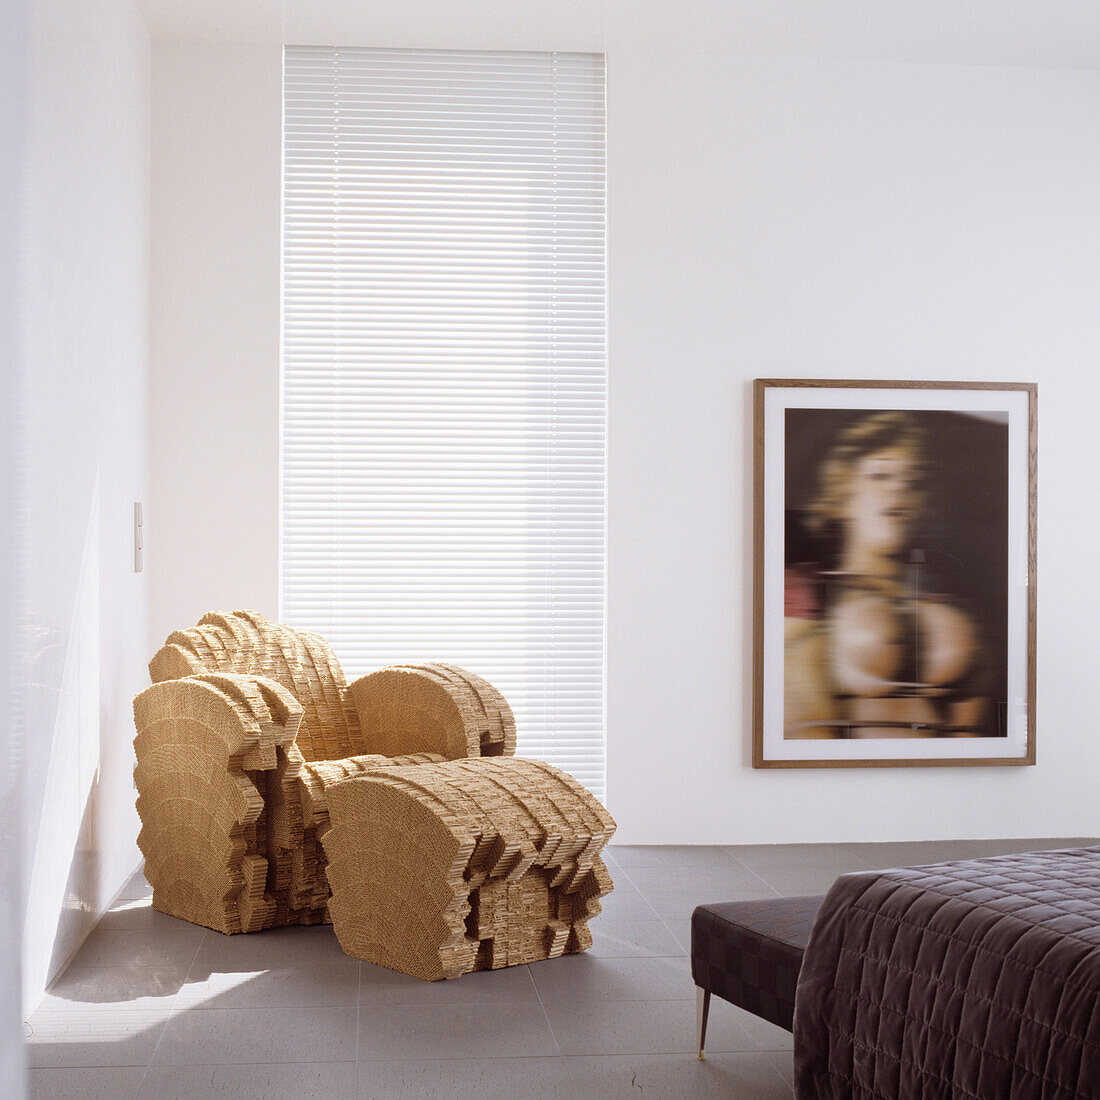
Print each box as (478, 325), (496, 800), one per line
(23, 483), (102, 1012)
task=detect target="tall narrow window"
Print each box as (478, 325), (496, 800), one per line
(282, 48), (607, 797)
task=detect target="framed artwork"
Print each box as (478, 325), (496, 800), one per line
(752, 379), (1036, 768)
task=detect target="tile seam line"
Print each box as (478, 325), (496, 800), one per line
(137, 926), (206, 1077)
(606, 864), (661, 918)
(135, 1056), (362, 1068)
(528, 962), (565, 1059)
(728, 854), (786, 898)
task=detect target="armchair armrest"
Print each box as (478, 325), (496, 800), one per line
(345, 663), (516, 760)
(132, 673), (303, 934)
(134, 672), (301, 770)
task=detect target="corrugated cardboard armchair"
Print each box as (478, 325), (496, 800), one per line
(132, 611), (615, 980)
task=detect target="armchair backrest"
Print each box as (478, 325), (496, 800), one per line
(148, 610), (362, 762)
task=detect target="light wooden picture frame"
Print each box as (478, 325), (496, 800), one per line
(752, 379), (1037, 769)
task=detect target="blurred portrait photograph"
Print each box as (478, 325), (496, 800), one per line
(753, 381), (1035, 768)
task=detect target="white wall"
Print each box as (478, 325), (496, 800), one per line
(148, 43), (281, 649)
(20, 0), (150, 1012)
(607, 51), (1100, 842)
(147, 8), (1100, 845)
(2, 1), (30, 1087)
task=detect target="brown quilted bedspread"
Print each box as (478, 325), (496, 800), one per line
(793, 847), (1100, 1099)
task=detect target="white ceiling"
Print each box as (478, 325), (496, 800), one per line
(132, 0), (1100, 69)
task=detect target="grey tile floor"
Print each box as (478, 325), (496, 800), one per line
(25, 838), (1098, 1099)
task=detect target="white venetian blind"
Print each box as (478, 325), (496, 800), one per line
(281, 47), (607, 797)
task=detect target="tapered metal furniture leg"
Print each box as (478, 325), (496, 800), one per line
(697, 985), (711, 1060)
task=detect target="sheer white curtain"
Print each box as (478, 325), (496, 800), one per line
(281, 47), (607, 796)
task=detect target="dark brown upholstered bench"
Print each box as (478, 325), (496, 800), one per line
(691, 894), (824, 1058)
